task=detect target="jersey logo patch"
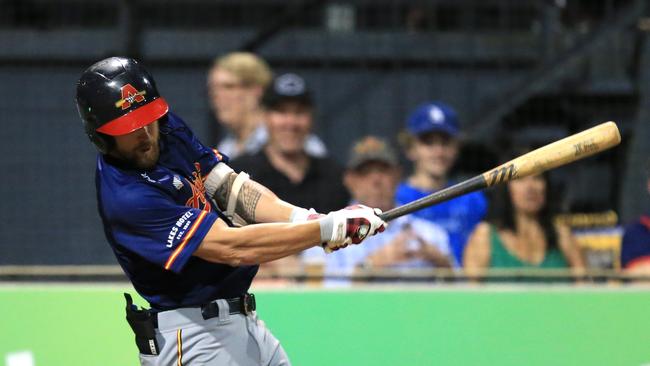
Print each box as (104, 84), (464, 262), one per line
(115, 83), (146, 110)
(186, 162), (211, 212)
(140, 173), (157, 183)
(173, 176), (184, 190)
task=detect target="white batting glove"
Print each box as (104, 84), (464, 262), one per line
(319, 205), (387, 252)
(289, 207), (321, 223)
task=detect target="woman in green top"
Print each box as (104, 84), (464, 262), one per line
(463, 172), (584, 281)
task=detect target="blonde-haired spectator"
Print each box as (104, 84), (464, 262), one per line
(207, 52), (327, 158)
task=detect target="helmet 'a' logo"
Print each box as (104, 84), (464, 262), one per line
(115, 83), (146, 110)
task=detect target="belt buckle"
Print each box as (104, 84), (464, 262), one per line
(201, 301), (219, 320)
(241, 293), (256, 315)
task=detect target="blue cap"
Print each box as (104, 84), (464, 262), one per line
(406, 101), (459, 137)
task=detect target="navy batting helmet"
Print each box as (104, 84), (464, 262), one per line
(75, 57), (169, 153)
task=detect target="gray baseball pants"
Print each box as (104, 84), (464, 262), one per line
(138, 299), (291, 366)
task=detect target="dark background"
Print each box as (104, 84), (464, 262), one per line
(1, 0), (648, 264)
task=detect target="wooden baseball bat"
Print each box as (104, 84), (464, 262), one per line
(379, 121), (621, 222)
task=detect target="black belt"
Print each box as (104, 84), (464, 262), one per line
(200, 293), (257, 320)
(151, 293), (256, 326)
(126, 293), (256, 356)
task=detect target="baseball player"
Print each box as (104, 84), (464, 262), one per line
(75, 57), (386, 365)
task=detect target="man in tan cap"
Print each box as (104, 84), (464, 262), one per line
(304, 136), (453, 286)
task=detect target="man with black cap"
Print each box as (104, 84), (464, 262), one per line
(230, 73), (349, 214)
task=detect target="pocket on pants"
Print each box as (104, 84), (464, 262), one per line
(138, 353), (158, 366)
(246, 314), (281, 365)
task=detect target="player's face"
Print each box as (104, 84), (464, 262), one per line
(207, 68), (261, 129)
(508, 175), (546, 215)
(265, 101), (312, 155)
(409, 132), (458, 179)
(344, 161), (400, 212)
(111, 120), (160, 170)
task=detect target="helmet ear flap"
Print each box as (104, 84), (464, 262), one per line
(87, 130), (113, 154)
(83, 116), (110, 154)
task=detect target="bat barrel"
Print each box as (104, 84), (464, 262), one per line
(482, 121), (621, 187)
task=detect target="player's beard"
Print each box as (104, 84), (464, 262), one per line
(128, 140), (160, 170)
(113, 138), (160, 170)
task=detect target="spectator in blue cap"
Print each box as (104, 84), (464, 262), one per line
(395, 101), (488, 266)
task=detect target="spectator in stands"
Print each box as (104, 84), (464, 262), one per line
(396, 101), (487, 266)
(620, 162), (650, 276)
(207, 52), (327, 158)
(463, 172), (585, 279)
(229, 73), (349, 285)
(305, 136), (452, 287)
(230, 72), (349, 213)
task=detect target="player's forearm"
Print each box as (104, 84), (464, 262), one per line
(213, 171), (299, 224)
(247, 180), (296, 223)
(196, 221), (320, 266)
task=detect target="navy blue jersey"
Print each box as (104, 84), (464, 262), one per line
(96, 112), (257, 310)
(395, 182), (487, 265)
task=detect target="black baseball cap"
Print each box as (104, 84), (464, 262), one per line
(262, 73), (313, 109)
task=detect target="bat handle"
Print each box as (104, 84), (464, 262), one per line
(377, 175), (487, 222)
(378, 211), (393, 222)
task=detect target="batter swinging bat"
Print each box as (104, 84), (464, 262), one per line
(379, 121), (621, 222)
